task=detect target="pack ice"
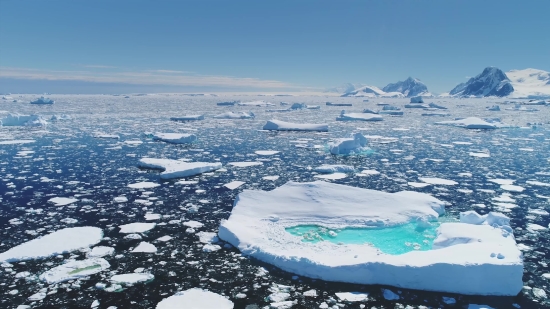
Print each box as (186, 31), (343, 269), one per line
(138, 158), (222, 179)
(218, 181), (523, 295)
(436, 117), (510, 129)
(0, 227), (103, 262)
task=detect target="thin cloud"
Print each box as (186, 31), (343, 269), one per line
(81, 64), (118, 69)
(0, 67), (300, 89)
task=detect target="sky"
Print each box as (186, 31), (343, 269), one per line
(1, 0), (549, 94)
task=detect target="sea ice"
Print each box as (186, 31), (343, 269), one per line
(40, 258), (110, 284)
(87, 246), (115, 258)
(213, 111), (255, 119)
(419, 177), (458, 185)
(131, 242), (157, 253)
(110, 273), (154, 285)
(152, 133), (197, 144)
(263, 120), (328, 132)
(0, 114), (47, 127)
(138, 158), (222, 179)
(48, 197), (78, 206)
(0, 227), (103, 262)
(170, 115), (204, 121)
(410, 96), (424, 103)
(0, 139), (35, 145)
(237, 100), (274, 107)
(127, 181), (160, 189)
(156, 288), (234, 309)
(119, 222), (156, 233)
(219, 181), (523, 295)
(314, 165), (355, 174)
(336, 111), (383, 122)
(224, 181), (245, 190)
(228, 161), (263, 167)
(255, 150), (280, 156)
(435, 117), (509, 129)
(328, 132), (369, 155)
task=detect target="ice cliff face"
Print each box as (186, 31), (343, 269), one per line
(382, 77), (429, 97)
(450, 67), (514, 97)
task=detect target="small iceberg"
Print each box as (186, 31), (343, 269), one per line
(0, 113), (47, 127)
(486, 105), (500, 111)
(306, 105), (321, 109)
(427, 102), (447, 109)
(410, 96), (424, 103)
(328, 132), (370, 155)
(40, 258), (110, 284)
(263, 119), (328, 132)
(216, 101), (238, 106)
(336, 111), (383, 122)
(314, 165), (355, 174)
(362, 108), (379, 114)
(213, 111), (255, 119)
(170, 115), (204, 121)
(30, 96), (54, 104)
(326, 102), (352, 106)
(435, 117), (510, 129)
(138, 157), (222, 179)
(237, 100), (274, 107)
(152, 133), (197, 144)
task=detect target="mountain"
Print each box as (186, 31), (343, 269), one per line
(449, 67), (514, 97)
(382, 77), (429, 97)
(341, 85), (404, 98)
(506, 68), (550, 98)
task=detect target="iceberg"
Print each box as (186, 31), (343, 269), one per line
(156, 288), (234, 309)
(39, 258), (110, 284)
(213, 111), (255, 119)
(486, 105), (500, 111)
(336, 111), (383, 122)
(263, 120), (328, 132)
(410, 96), (424, 103)
(435, 117), (510, 129)
(218, 181), (523, 296)
(326, 102), (353, 106)
(170, 115), (204, 121)
(0, 227), (103, 262)
(0, 113), (47, 127)
(152, 133), (197, 144)
(314, 165), (355, 174)
(237, 100), (274, 107)
(30, 96), (54, 104)
(328, 132), (370, 155)
(427, 102), (447, 109)
(216, 101), (238, 106)
(138, 157), (222, 179)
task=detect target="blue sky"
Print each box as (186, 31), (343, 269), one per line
(1, 0), (549, 94)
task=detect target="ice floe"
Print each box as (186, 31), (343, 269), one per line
(0, 227), (103, 262)
(119, 222), (156, 233)
(110, 273), (154, 285)
(40, 258), (110, 284)
(263, 120), (328, 132)
(436, 117), (510, 129)
(128, 181), (160, 189)
(213, 111), (255, 119)
(138, 158), (222, 179)
(156, 288), (233, 309)
(336, 111), (383, 122)
(131, 242), (157, 253)
(314, 165), (355, 174)
(152, 133), (197, 144)
(48, 197), (78, 206)
(170, 115), (204, 121)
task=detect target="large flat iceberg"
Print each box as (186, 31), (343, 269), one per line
(138, 157), (222, 179)
(0, 227), (103, 262)
(213, 111), (255, 119)
(263, 120), (328, 132)
(152, 133), (197, 144)
(336, 111), (383, 122)
(218, 181), (523, 296)
(435, 117), (510, 129)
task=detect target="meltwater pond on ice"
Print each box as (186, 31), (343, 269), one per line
(286, 221), (440, 255)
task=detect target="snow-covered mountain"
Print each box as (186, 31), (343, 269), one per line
(449, 67), (514, 97)
(341, 85), (404, 98)
(324, 83), (364, 94)
(506, 68), (550, 98)
(382, 77), (429, 97)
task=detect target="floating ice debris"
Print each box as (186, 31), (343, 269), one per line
(87, 246), (115, 258)
(48, 197), (78, 206)
(468, 304), (495, 309)
(113, 196), (128, 203)
(138, 158), (222, 179)
(263, 176), (280, 181)
(156, 236), (173, 242)
(526, 180), (550, 187)
(410, 96), (424, 103)
(119, 222), (156, 234)
(110, 273), (154, 285)
(328, 132), (369, 155)
(336, 110), (383, 121)
(422, 112), (450, 116)
(156, 288), (234, 309)
(183, 221), (204, 228)
(131, 242), (157, 253)
(358, 169), (380, 176)
(219, 181), (522, 295)
(408, 182), (432, 188)
(0, 113), (47, 127)
(0, 227), (103, 262)
(469, 152), (490, 158)
(224, 181), (245, 190)
(335, 292), (369, 302)
(128, 181), (160, 189)
(237, 100), (274, 107)
(263, 120), (328, 132)
(144, 213), (161, 220)
(213, 111), (255, 119)
(435, 117), (510, 129)
(28, 291), (47, 301)
(0, 139), (35, 145)
(170, 115), (204, 121)
(216, 100), (238, 106)
(486, 105), (500, 111)
(228, 161), (263, 167)
(39, 258), (110, 284)
(306, 105), (320, 109)
(314, 165), (355, 174)
(30, 96), (54, 104)
(500, 184), (525, 192)
(505, 104), (539, 112)
(152, 133), (197, 144)
(255, 150), (280, 156)
(419, 177), (458, 185)
(427, 102), (447, 109)
(93, 133), (120, 139)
